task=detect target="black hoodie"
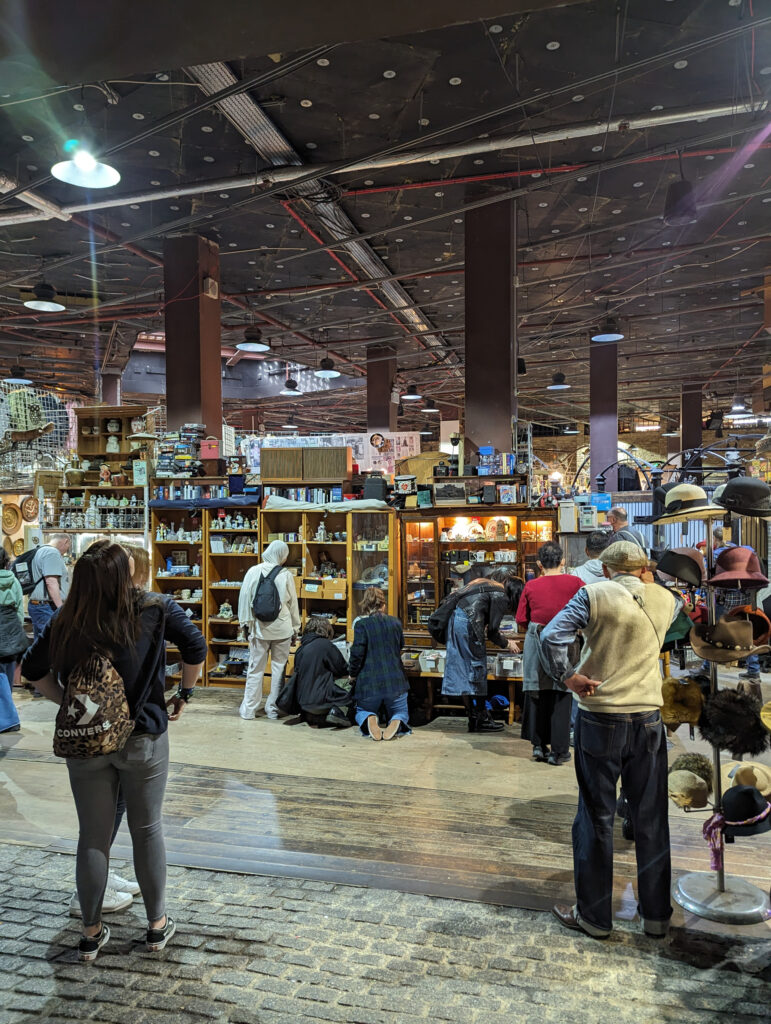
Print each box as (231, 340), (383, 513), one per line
(277, 632), (349, 716)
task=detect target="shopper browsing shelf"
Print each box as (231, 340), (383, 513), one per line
(516, 542), (584, 765)
(605, 507), (647, 553)
(569, 530), (612, 585)
(21, 542), (207, 962)
(540, 541), (681, 940)
(277, 616), (352, 727)
(349, 587), (409, 740)
(238, 540), (301, 720)
(27, 533), (71, 640)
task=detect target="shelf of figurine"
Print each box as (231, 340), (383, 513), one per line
(210, 512), (260, 533)
(154, 522), (203, 544)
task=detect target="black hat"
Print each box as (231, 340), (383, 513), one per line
(715, 477), (771, 519)
(656, 547), (705, 588)
(721, 785), (771, 840)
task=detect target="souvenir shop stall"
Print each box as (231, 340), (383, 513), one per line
(652, 477), (771, 924)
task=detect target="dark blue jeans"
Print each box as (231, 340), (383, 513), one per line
(572, 709), (672, 934)
(28, 601), (56, 641)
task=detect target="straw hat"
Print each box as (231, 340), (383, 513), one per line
(653, 483), (724, 524)
(721, 760), (771, 800)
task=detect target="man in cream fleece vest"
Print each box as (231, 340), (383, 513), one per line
(540, 542), (680, 940)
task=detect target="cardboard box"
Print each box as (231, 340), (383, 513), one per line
(323, 579), (347, 600)
(302, 579), (324, 599)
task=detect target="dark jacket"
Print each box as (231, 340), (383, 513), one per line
(456, 582), (512, 650)
(348, 612), (407, 702)
(0, 568), (28, 659)
(276, 632), (349, 716)
(22, 593), (207, 735)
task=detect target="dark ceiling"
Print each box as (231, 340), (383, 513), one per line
(0, 0), (768, 435)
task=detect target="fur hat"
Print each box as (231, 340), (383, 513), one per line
(671, 752), (714, 792)
(721, 760), (771, 799)
(661, 677), (704, 729)
(698, 689), (770, 758)
(668, 770), (709, 809)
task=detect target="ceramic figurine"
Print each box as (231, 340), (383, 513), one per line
(219, 601), (234, 621)
(224, 514), (233, 530)
(119, 495), (130, 508)
(315, 523), (327, 542)
(130, 416), (145, 434)
(106, 418), (121, 434)
(129, 493), (137, 507)
(235, 513), (244, 528)
(99, 464), (111, 486)
(86, 496), (100, 529)
(106, 436), (120, 454)
(61, 491), (70, 506)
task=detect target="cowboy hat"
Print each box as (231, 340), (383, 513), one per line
(656, 547), (705, 588)
(721, 785), (771, 840)
(715, 477), (771, 519)
(668, 770), (709, 809)
(725, 605), (771, 644)
(661, 677), (704, 729)
(653, 483), (724, 524)
(690, 616), (770, 664)
(721, 760), (771, 800)
(698, 688), (770, 758)
(708, 546), (768, 588)
(599, 540), (652, 573)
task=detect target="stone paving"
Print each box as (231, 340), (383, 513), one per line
(0, 843), (769, 1024)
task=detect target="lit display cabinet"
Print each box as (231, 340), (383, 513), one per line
(399, 506), (557, 635)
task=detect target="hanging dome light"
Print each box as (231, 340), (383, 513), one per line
(51, 144), (120, 189)
(23, 282), (65, 312)
(401, 383), (423, 401)
(730, 394), (747, 412)
(591, 316), (624, 342)
(563, 422), (579, 434)
(419, 428), (434, 436)
(236, 325), (270, 353)
(282, 420), (298, 430)
(546, 372), (570, 391)
(279, 377), (302, 396)
(4, 365), (32, 385)
(423, 398), (440, 413)
(315, 357), (340, 379)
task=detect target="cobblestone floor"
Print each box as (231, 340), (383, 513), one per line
(1, 844), (769, 1024)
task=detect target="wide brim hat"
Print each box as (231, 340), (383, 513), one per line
(690, 616), (770, 664)
(708, 545), (769, 588)
(656, 547), (706, 587)
(654, 483), (724, 524)
(715, 477), (771, 519)
(668, 770), (709, 809)
(721, 785), (771, 839)
(599, 540), (653, 573)
(661, 677), (704, 728)
(698, 689), (770, 758)
(725, 605), (771, 644)
(721, 760), (771, 800)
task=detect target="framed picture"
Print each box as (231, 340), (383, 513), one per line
(132, 460), (148, 486)
(171, 550), (189, 567)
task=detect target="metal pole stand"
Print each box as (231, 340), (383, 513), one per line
(671, 517), (771, 925)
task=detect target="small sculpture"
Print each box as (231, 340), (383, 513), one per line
(99, 464), (111, 486)
(106, 436), (120, 454)
(218, 600), (234, 621)
(315, 523), (328, 542)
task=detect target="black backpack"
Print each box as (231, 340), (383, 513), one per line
(251, 565), (284, 623)
(11, 548), (41, 596)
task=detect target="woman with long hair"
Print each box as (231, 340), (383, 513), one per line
(22, 542), (206, 961)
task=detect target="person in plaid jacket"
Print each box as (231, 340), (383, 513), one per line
(349, 587), (410, 741)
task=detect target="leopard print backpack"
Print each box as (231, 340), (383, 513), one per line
(53, 653), (135, 759)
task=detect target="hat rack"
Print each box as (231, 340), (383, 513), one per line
(671, 513), (771, 924)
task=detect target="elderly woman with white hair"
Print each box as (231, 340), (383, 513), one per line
(238, 540), (301, 720)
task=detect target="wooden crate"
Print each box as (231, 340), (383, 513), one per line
(302, 447), (352, 482)
(261, 448), (303, 483)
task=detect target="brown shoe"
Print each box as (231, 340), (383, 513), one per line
(551, 903), (609, 939)
(382, 719), (401, 741)
(366, 715), (383, 740)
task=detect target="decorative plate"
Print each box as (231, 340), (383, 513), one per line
(12, 538), (24, 557)
(2, 537), (12, 558)
(2, 503), (21, 535)
(21, 496), (39, 522)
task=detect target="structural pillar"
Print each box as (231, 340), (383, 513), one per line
(163, 234), (222, 434)
(589, 342), (618, 492)
(366, 344), (397, 432)
(681, 382), (702, 476)
(101, 370), (121, 405)
(464, 199), (516, 453)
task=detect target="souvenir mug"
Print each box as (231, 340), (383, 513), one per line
(180, 589), (192, 601)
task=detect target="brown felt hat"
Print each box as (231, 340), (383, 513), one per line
(690, 616), (771, 664)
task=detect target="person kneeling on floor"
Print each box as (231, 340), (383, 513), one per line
(276, 617), (352, 727)
(349, 587), (410, 741)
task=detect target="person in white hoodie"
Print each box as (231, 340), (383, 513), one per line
(238, 540), (301, 721)
(570, 531), (612, 586)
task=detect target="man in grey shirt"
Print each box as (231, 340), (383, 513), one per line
(28, 534), (71, 640)
(606, 507), (647, 553)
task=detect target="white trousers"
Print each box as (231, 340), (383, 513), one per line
(240, 635), (292, 718)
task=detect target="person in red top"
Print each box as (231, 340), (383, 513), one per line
(516, 541), (583, 765)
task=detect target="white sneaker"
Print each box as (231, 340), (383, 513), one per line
(69, 887), (133, 918)
(108, 871), (140, 896)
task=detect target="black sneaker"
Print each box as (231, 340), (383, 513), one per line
(325, 706), (352, 728)
(547, 752), (571, 766)
(146, 916), (176, 952)
(78, 924), (110, 962)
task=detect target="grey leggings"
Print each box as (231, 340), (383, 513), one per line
(66, 731), (169, 927)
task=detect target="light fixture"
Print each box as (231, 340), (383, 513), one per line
(236, 325), (270, 353)
(419, 428), (434, 436)
(517, 357), (527, 376)
(563, 422), (579, 434)
(730, 394), (747, 412)
(661, 427), (680, 437)
(279, 377), (302, 396)
(636, 421), (661, 432)
(401, 384), (423, 401)
(591, 316), (624, 342)
(546, 372), (570, 391)
(663, 150), (698, 226)
(282, 420), (298, 430)
(423, 398), (440, 413)
(3, 365), (32, 385)
(51, 144), (120, 189)
(315, 357), (340, 379)
(23, 282), (65, 312)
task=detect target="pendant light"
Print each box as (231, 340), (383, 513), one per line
(51, 145), (120, 189)
(423, 398), (440, 413)
(663, 151), (698, 226)
(236, 325), (270, 353)
(730, 394), (747, 412)
(23, 282), (65, 312)
(419, 428), (434, 436)
(563, 422), (579, 434)
(282, 420), (298, 430)
(3, 365), (32, 385)
(279, 377), (302, 396)
(591, 316), (624, 342)
(546, 372), (570, 391)
(401, 384), (423, 401)
(315, 357), (340, 379)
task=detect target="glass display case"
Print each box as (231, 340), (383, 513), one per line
(519, 518), (555, 578)
(350, 511), (395, 627)
(404, 519), (437, 627)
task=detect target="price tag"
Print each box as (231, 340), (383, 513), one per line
(305, 583), (320, 593)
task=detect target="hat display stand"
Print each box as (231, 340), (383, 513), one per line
(672, 515), (771, 925)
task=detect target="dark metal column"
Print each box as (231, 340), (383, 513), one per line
(464, 200), (516, 453)
(366, 344), (397, 432)
(589, 342), (618, 491)
(163, 235), (222, 434)
(101, 370), (121, 405)
(681, 383), (702, 474)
